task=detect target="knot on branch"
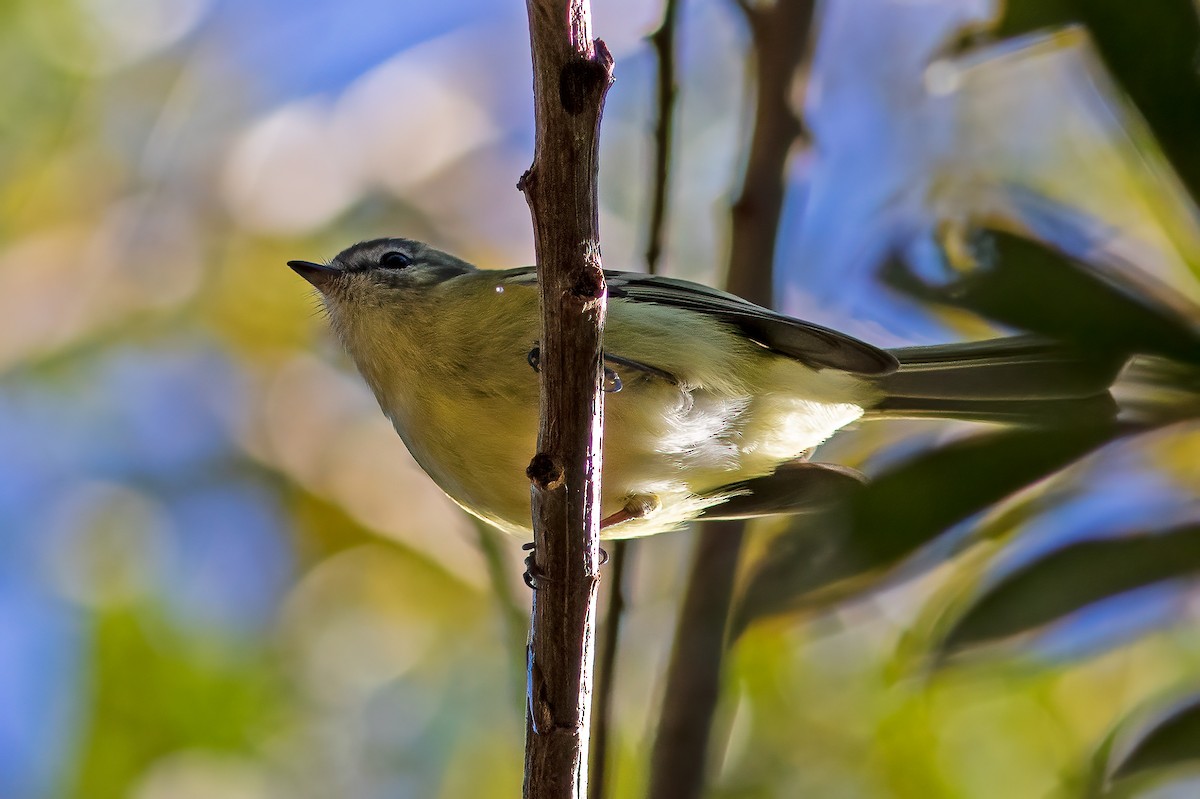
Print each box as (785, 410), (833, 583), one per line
(527, 452), (565, 490)
(558, 41), (615, 116)
(571, 264), (606, 301)
(527, 648), (556, 735)
(567, 240), (606, 301)
(516, 168), (535, 192)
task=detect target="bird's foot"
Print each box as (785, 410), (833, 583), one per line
(522, 541), (609, 588)
(600, 494), (660, 529)
(521, 541), (548, 590)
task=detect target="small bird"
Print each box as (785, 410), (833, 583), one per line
(289, 238), (1122, 539)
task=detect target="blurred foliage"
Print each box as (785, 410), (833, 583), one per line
(1, 0), (1199, 797)
(935, 522), (1200, 660)
(732, 422), (1123, 635)
(1097, 694), (1200, 796)
(730, 3), (1200, 797)
(886, 230), (1200, 364)
(70, 608), (285, 797)
(995, 0), (1200, 200)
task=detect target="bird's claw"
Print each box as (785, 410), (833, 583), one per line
(521, 541), (610, 588)
(522, 541), (547, 590)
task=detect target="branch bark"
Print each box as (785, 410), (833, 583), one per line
(646, 2), (814, 796)
(520, 2), (614, 797)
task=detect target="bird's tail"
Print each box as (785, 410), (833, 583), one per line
(865, 336), (1127, 426)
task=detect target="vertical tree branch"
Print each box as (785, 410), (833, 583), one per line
(588, 4), (682, 797)
(520, 2), (614, 797)
(587, 538), (627, 799)
(644, 0), (682, 274)
(474, 519), (531, 705)
(646, 2), (814, 797)
(727, 0), (811, 306)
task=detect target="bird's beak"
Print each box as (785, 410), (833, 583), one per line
(288, 260), (338, 291)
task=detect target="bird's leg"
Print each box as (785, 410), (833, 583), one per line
(601, 494), (660, 529)
(530, 343), (622, 393)
(602, 365), (622, 393)
(522, 540), (608, 586)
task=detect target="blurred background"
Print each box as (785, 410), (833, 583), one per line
(2, 0), (1199, 796)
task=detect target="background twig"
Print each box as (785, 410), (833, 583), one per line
(520, 1), (615, 797)
(474, 519), (530, 705)
(587, 538), (628, 799)
(646, 1), (815, 796)
(644, 0), (682, 275)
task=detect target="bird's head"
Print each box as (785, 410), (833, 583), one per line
(288, 237), (475, 302)
(288, 237), (478, 378)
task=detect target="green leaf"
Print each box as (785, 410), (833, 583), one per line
(1097, 693), (1200, 795)
(731, 423), (1120, 637)
(886, 230), (1200, 364)
(934, 522), (1200, 660)
(994, 0), (1200, 200)
(68, 609), (284, 798)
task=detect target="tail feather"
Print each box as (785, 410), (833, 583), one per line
(867, 393), (1120, 426)
(866, 336), (1127, 426)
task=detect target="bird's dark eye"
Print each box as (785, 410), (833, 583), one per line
(380, 251), (413, 269)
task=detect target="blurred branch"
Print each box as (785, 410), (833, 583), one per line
(644, 0), (682, 274)
(588, 4), (682, 798)
(473, 519), (530, 701)
(727, 0), (811, 306)
(647, 1), (814, 796)
(519, 1), (614, 797)
(646, 519), (747, 799)
(587, 539), (627, 799)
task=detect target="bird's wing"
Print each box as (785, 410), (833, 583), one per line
(698, 461), (865, 520)
(500, 267), (897, 376)
(492, 267), (897, 376)
(607, 272), (898, 375)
